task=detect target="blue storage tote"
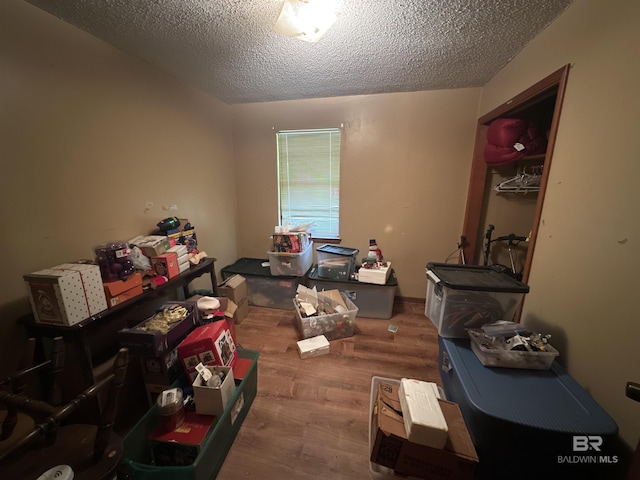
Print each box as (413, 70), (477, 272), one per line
(438, 337), (627, 479)
(221, 258), (305, 310)
(121, 348), (259, 480)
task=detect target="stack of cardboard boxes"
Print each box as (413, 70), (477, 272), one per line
(370, 377), (479, 480)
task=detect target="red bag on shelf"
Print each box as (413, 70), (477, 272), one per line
(484, 118), (547, 166)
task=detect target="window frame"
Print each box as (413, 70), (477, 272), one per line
(276, 128), (342, 241)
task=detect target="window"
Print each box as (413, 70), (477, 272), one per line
(276, 128), (341, 239)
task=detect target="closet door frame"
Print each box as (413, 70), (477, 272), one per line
(460, 64), (570, 285)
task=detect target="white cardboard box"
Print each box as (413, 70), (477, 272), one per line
(192, 365), (235, 417)
(24, 263), (107, 326)
(130, 235), (171, 258)
(358, 262), (392, 285)
(55, 263), (108, 315)
(297, 335), (330, 359)
(398, 378), (448, 449)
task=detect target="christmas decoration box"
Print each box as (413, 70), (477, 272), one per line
(24, 262), (107, 326)
(178, 322), (238, 382)
(358, 262), (392, 285)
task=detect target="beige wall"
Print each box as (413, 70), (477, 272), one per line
(481, 0), (640, 450)
(0, 1), (238, 375)
(230, 91), (481, 299)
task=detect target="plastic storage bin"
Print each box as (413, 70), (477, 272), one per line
(307, 266), (397, 319)
(267, 242), (313, 276)
(425, 262), (529, 338)
(438, 337), (625, 479)
(315, 245), (359, 281)
(294, 291), (358, 340)
(468, 329), (559, 370)
(122, 348), (259, 480)
(221, 258), (305, 310)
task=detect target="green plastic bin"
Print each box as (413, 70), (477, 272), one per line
(121, 348), (259, 480)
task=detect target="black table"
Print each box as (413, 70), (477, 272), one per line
(17, 257), (218, 406)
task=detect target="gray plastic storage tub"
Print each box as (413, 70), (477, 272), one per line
(307, 265), (396, 319)
(425, 262), (529, 338)
(221, 258), (305, 310)
(316, 245), (359, 281)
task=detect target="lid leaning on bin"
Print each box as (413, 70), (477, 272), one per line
(316, 244), (359, 257)
(426, 262), (529, 293)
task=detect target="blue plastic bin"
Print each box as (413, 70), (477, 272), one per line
(438, 337), (627, 479)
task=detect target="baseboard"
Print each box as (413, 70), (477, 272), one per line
(394, 296), (425, 305)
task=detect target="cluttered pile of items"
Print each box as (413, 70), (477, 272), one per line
(422, 261), (624, 478)
(23, 217), (206, 326)
(293, 284), (358, 355)
(467, 321), (558, 370)
(116, 294), (257, 469)
(424, 261), (558, 370)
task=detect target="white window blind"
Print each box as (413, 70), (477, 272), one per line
(277, 128), (341, 239)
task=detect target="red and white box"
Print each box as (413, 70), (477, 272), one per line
(24, 263), (107, 326)
(177, 323), (238, 382)
(149, 412), (215, 466)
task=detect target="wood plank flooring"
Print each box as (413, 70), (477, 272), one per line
(217, 300), (440, 480)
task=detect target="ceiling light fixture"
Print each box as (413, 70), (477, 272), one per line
(273, 0), (340, 43)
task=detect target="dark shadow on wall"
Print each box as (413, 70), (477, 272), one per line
(0, 298), (32, 380)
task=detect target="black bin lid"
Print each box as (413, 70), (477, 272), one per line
(426, 262), (529, 293)
(222, 258), (274, 277)
(316, 244), (359, 257)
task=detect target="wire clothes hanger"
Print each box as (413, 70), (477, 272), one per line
(494, 164), (543, 193)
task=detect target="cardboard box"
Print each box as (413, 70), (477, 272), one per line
(178, 322), (238, 382)
(192, 365), (235, 417)
(168, 245), (189, 271)
(55, 263), (108, 314)
(216, 297), (237, 345)
(166, 227), (198, 253)
(190, 295), (238, 345)
(139, 348), (183, 385)
(358, 262), (392, 285)
(149, 412), (215, 466)
(218, 274), (249, 324)
(297, 335), (330, 359)
(130, 235), (171, 258)
(178, 260), (191, 274)
(399, 378), (448, 449)
(103, 272), (143, 307)
(24, 263), (107, 326)
(168, 244), (188, 258)
(370, 380), (478, 480)
(118, 301), (198, 357)
(151, 252), (180, 279)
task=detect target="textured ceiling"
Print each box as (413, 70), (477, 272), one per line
(25, 0), (575, 104)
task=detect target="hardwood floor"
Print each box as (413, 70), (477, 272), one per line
(217, 300), (440, 480)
